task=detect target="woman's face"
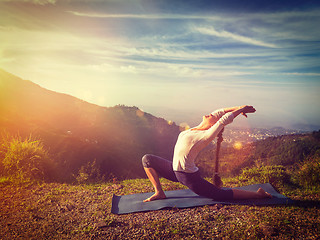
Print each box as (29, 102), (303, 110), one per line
(202, 114), (218, 127)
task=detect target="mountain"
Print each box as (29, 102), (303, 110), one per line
(0, 69), (180, 181)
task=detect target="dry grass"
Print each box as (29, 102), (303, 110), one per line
(0, 178), (319, 239)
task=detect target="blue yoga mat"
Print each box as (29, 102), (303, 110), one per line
(111, 183), (293, 214)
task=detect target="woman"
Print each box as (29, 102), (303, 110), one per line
(142, 105), (271, 202)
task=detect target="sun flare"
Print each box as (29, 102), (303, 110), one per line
(233, 141), (243, 150)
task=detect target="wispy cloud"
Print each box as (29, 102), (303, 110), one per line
(284, 72), (320, 76)
(0, 0), (56, 5)
(66, 11), (222, 20)
(195, 26), (277, 48)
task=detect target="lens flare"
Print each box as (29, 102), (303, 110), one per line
(179, 122), (190, 131)
(233, 141), (243, 150)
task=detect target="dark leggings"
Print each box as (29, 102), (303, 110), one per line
(142, 154), (233, 201)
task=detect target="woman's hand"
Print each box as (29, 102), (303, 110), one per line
(240, 105), (256, 118)
(232, 105), (256, 118)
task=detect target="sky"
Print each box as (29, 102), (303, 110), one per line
(1, 0), (320, 130)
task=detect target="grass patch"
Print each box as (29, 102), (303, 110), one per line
(0, 176), (11, 184)
(0, 134), (55, 183)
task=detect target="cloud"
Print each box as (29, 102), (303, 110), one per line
(120, 65), (137, 73)
(250, 9), (320, 41)
(284, 72), (320, 76)
(66, 11), (222, 20)
(118, 45), (258, 60)
(0, 0), (56, 5)
(167, 64), (254, 78)
(195, 26), (277, 48)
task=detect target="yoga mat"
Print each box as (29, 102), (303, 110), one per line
(111, 183), (294, 215)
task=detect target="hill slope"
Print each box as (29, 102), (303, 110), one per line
(196, 131), (320, 178)
(0, 69), (180, 181)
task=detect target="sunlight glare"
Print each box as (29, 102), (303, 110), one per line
(233, 141), (243, 150)
(167, 120), (173, 125)
(179, 122), (190, 131)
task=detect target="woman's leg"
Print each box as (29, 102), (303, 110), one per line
(232, 188), (271, 199)
(143, 167), (166, 202)
(174, 171), (271, 200)
(142, 154), (178, 202)
(174, 171), (234, 200)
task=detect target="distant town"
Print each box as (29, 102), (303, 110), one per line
(219, 127), (308, 146)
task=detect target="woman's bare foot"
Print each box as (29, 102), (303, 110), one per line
(257, 188), (272, 198)
(143, 191), (166, 202)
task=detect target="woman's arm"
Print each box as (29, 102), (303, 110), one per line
(202, 105), (256, 141)
(222, 106), (242, 113)
(212, 105), (253, 120)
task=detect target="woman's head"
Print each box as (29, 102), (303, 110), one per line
(196, 113), (218, 130)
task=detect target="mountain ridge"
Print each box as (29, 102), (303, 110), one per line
(0, 69), (180, 181)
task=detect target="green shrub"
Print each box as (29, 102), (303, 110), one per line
(295, 150), (320, 189)
(237, 165), (291, 187)
(0, 134), (54, 183)
(75, 159), (104, 184)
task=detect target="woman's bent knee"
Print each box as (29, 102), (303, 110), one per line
(142, 154), (152, 168)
